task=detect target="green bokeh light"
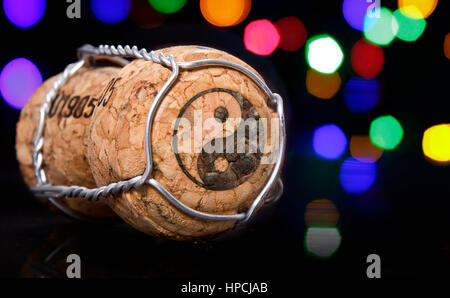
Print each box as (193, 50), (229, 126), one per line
(364, 7), (398, 46)
(393, 9), (426, 42)
(148, 0), (187, 14)
(305, 35), (344, 74)
(370, 115), (404, 150)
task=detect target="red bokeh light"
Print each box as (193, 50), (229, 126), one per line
(130, 0), (167, 29)
(275, 16), (307, 52)
(351, 38), (384, 79)
(244, 19), (280, 56)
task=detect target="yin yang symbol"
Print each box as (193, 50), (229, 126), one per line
(172, 88), (263, 191)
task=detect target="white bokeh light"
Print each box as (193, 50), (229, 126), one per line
(306, 36), (344, 74)
(305, 227), (342, 258)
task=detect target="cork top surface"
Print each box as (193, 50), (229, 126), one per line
(88, 46), (279, 238)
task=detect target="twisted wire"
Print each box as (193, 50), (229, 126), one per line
(93, 44), (173, 68)
(32, 60), (85, 185)
(31, 176), (142, 201)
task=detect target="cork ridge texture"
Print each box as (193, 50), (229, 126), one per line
(89, 46), (278, 239)
(16, 65), (120, 219)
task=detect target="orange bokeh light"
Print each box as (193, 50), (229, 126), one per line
(350, 135), (384, 163)
(306, 69), (341, 99)
(444, 33), (450, 60)
(200, 0), (251, 27)
(305, 199), (339, 227)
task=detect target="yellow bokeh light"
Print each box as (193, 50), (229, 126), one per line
(200, 0), (251, 27)
(350, 135), (384, 163)
(306, 68), (341, 99)
(422, 124), (450, 163)
(398, 0), (438, 19)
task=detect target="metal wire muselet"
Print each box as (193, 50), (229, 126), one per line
(30, 44), (286, 225)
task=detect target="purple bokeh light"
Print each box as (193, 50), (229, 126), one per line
(313, 124), (347, 160)
(0, 58), (43, 110)
(342, 0), (377, 32)
(3, 0), (46, 28)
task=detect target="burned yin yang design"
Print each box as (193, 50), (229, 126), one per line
(172, 88), (264, 190)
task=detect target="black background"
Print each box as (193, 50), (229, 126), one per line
(0, 0), (449, 287)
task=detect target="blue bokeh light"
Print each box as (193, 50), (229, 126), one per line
(0, 58), (43, 110)
(3, 0), (46, 28)
(344, 77), (380, 113)
(339, 157), (376, 194)
(91, 0), (131, 24)
(342, 0), (377, 32)
(313, 124), (347, 160)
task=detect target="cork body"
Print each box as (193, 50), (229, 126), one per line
(89, 46), (278, 239)
(16, 65), (120, 219)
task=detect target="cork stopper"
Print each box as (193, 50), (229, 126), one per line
(16, 65), (120, 219)
(89, 45), (279, 239)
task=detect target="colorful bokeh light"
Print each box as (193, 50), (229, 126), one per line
(370, 115), (404, 150)
(313, 124), (347, 160)
(364, 7), (398, 46)
(350, 135), (384, 163)
(305, 199), (339, 227)
(422, 124), (450, 163)
(149, 0), (186, 14)
(3, 0), (46, 29)
(305, 227), (342, 258)
(351, 38), (384, 79)
(306, 36), (344, 74)
(339, 157), (376, 194)
(394, 9), (426, 42)
(200, 0), (251, 27)
(344, 77), (380, 113)
(0, 58), (43, 110)
(275, 16), (307, 52)
(91, 0), (131, 24)
(244, 19), (280, 56)
(445, 33), (450, 60)
(306, 69), (341, 100)
(398, 0), (438, 19)
(342, 0), (377, 31)
(130, 0), (167, 29)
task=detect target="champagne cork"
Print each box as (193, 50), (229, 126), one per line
(16, 59), (122, 219)
(89, 46), (279, 239)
